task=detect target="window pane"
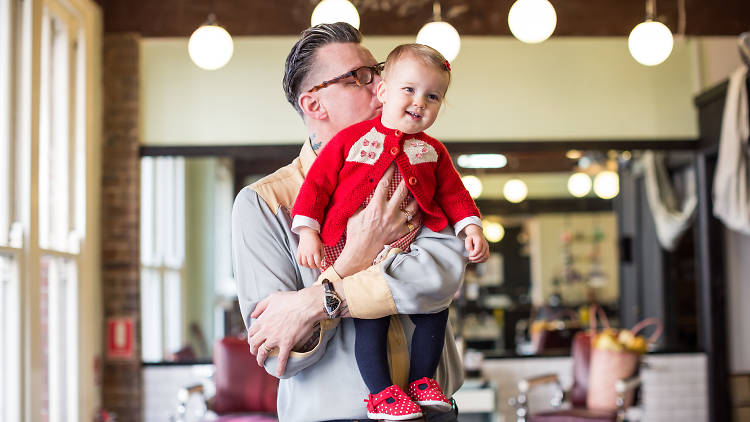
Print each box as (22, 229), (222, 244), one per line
(40, 256), (50, 422)
(73, 30), (85, 240)
(0, 0), (10, 246)
(140, 269), (163, 362)
(40, 254), (77, 422)
(0, 254), (21, 422)
(50, 16), (69, 251)
(140, 157), (155, 265)
(164, 269), (182, 357)
(38, 9), (52, 250)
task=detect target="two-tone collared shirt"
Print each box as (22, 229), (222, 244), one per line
(232, 139), (467, 421)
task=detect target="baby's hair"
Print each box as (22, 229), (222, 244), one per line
(383, 43), (452, 88)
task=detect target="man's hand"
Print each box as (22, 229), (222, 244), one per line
(333, 165), (420, 277)
(247, 285), (325, 376)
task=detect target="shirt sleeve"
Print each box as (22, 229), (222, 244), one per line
(232, 187), (331, 377)
(318, 226), (468, 318)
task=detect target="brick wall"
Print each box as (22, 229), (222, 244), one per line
(101, 33), (142, 422)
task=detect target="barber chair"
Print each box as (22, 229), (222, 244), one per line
(509, 332), (641, 422)
(175, 337), (279, 422)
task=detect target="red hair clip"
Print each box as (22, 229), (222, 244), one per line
(444, 60), (451, 71)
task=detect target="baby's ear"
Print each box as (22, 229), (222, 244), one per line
(375, 80), (387, 104)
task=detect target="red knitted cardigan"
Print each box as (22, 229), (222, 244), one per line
(292, 115), (480, 246)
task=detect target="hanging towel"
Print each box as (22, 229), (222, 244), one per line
(643, 151), (698, 251)
(713, 66), (750, 235)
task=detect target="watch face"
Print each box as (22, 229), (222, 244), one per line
(326, 294), (340, 310)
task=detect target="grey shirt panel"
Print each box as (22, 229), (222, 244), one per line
(232, 185), (467, 421)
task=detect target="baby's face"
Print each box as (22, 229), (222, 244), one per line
(376, 55), (449, 134)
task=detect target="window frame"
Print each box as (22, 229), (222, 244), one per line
(2, 0), (100, 420)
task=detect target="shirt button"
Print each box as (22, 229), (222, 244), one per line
(408, 176), (417, 185)
(390, 147), (399, 155)
(394, 129), (402, 137)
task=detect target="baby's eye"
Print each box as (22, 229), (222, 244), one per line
(428, 94), (440, 101)
(402, 87), (414, 93)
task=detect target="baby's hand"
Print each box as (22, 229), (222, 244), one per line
(464, 225), (490, 263)
(297, 228), (324, 269)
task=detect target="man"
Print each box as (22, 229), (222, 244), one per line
(232, 22), (467, 421)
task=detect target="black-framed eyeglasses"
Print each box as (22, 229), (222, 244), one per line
(307, 62), (385, 93)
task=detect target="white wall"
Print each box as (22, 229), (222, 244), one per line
(141, 36), (700, 145)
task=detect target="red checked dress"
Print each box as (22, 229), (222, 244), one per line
(292, 115), (481, 269)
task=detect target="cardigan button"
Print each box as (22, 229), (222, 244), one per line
(394, 129), (402, 137)
(390, 147), (399, 155)
(408, 176), (418, 186)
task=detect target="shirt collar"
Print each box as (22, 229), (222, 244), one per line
(299, 137), (317, 177)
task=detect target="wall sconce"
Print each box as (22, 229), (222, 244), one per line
(311, 0), (360, 29)
(507, 0), (557, 44)
(461, 175), (482, 199)
(628, 0), (673, 66)
(188, 13), (234, 70)
(503, 179), (528, 203)
(416, 2), (461, 62)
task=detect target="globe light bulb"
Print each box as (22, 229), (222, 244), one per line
(508, 0), (557, 44)
(311, 0), (360, 29)
(188, 20), (234, 70)
(503, 179), (528, 203)
(593, 171), (620, 199)
(628, 20), (673, 66)
(461, 175), (482, 199)
(483, 221), (505, 243)
(416, 21), (461, 62)
(567, 172), (592, 198)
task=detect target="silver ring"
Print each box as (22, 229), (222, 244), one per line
(401, 209), (413, 222)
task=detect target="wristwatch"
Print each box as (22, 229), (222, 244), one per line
(322, 279), (342, 319)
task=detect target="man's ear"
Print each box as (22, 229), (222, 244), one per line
(376, 80), (387, 104)
(298, 92), (328, 121)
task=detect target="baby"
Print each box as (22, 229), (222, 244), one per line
(292, 43), (488, 420)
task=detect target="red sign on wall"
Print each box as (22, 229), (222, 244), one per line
(107, 317), (134, 360)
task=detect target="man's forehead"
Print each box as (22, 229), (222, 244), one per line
(316, 42), (376, 75)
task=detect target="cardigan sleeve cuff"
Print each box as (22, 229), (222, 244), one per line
(291, 215), (321, 234)
(454, 216), (482, 239)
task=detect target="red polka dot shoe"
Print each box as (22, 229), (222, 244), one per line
(407, 377), (452, 411)
(364, 384), (423, 420)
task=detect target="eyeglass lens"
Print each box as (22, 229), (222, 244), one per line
(354, 67), (374, 86)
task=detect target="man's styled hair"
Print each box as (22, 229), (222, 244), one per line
(283, 22), (363, 117)
(384, 43), (452, 87)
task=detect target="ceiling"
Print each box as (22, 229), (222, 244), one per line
(100, 0), (750, 38)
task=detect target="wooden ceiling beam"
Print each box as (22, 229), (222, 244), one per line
(100, 0), (750, 37)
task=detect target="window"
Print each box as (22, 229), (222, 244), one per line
(140, 157), (186, 362)
(38, 5), (84, 421)
(1, 0), (99, 420)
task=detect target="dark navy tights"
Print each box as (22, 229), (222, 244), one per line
(353, 308), (450, 394)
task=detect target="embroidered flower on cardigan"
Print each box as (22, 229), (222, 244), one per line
(346, 127), (386, 165)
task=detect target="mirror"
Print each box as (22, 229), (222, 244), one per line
(139, 146), (633, 363)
